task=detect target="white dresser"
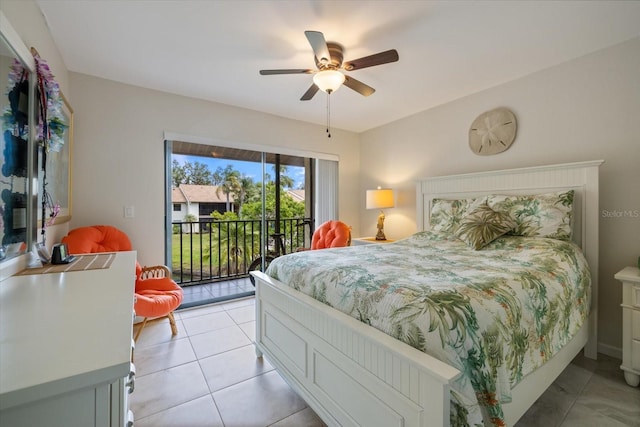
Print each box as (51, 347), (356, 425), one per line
(615, 266), (640, 387)
(0, 251), (137, 426)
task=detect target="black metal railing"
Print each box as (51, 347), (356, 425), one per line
(171, 217), (312, 285)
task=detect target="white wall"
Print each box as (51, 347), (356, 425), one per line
(174, 203), (201, 233)
(360, 37), (640, 356)
(68, 73), (361, 266)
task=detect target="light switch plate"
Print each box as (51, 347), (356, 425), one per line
(124, 206), (135, 218)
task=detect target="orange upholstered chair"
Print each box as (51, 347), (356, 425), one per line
(310, 220), (352, 250)
(62, 225), (183, 341)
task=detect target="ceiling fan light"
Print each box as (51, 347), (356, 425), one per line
(313, 70), (345, 93)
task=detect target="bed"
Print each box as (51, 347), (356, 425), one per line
(252, 160), (603, 427)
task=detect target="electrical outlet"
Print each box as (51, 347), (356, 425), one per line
(124, 206), (135, 218)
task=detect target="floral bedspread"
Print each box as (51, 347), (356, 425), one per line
(265, 231), (591, 426)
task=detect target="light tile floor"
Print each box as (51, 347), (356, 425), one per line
(131, 297), (640, 427)
(131, 297), (326, 427)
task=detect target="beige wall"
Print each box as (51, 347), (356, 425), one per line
(360, 36), (640, 356)
(68, 73), (361, 266)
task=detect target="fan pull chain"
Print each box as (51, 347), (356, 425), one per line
(326, 91), (331, 138)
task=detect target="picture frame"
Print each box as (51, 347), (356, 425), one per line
(38, 92), (73, 226)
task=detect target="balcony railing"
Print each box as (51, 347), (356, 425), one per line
(171, 217), (312, 285)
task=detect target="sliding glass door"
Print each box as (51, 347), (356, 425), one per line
(164, 139), (324, 305)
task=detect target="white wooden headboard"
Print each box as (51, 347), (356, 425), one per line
(416, 160), (604, 358)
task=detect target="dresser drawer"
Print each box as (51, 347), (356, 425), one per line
(616, 267), (640, 386)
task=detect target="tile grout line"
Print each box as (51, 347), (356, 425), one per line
(191, 334), (228, 427)
(184, 302), (269, 405)
(556, 365), (594, 426)
(133, 296), (314, 427)
(189, 301), (269, 426)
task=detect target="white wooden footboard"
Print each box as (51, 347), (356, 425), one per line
(253, 271), (461, 427)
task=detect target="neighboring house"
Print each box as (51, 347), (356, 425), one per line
(172, 186), (301, 232)
(285, 189), (305, 203)
(172, 184), (235, 232)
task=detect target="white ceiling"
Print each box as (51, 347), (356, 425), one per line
(36, 0), (640, 133)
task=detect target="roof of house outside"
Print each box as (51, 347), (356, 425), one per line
(171, 187), (187, 203)
(172, 184), (234, 203)
(286, 189), (305, 202)
(172, 185), (302, 204)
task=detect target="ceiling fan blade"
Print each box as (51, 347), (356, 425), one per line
(304, 31), (332, 66)
(343, 49), (399, 71)
(343, 76), (375, 97)
(260, 69), (313, 75)
(300, 84), (319, 101)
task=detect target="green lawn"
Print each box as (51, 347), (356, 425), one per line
(171, 233), (214, 271)
(171, 228), (299, 281)
(171, 232), (257, 276)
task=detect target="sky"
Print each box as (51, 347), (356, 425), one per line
(172, 154), (305, 189)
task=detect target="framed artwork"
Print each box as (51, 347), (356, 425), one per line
(38, 92), (73, 226)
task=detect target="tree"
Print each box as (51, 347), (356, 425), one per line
(241, 182), (305, 219)
(184, 161), (213, 185)
(171, 159), (186, 187)
(204, 211), (259, 274)
(172, 159), (213, 186)
(265, 164), (294, 189)
(236, 174), (256, 216)
(212, 165), (241, 212)
(275, 164), (294, 189)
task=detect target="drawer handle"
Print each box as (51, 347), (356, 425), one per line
(127, 363), (136, 394)
(126, 375), (135, 394)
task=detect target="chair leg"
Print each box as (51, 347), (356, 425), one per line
(134, 317), (148, 342)
(168, 311), (178, 336)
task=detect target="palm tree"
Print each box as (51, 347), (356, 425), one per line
(204, 212), (260, 275)
(213, 165), (241, 213)
(264, 164), (294, 189)
(235, 174), (255, 216)
(275, 164), (294, 189)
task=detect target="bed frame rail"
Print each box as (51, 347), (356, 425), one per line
(254, 271), (461, 427)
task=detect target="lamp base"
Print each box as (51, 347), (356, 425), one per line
(375, 211), (387, 240)
(375, 230), (387, 241)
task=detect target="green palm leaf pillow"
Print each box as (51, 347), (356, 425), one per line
(455, 203), (517, 250)
(430, 197), (487, 233)
(487, 190), (574, 240)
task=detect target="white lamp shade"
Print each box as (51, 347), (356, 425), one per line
(313, 70), (345, 93)
(366, 188), (394, 209)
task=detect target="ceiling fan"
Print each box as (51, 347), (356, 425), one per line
(259, 31), (399, 101)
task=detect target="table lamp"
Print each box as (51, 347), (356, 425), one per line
(366, 187), (394, 240)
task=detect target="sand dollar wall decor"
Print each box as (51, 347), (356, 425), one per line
(469, 107), (517, 155)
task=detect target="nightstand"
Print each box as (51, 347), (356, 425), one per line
(615, 266), (640, 387)
(352, 237), (396, 246)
